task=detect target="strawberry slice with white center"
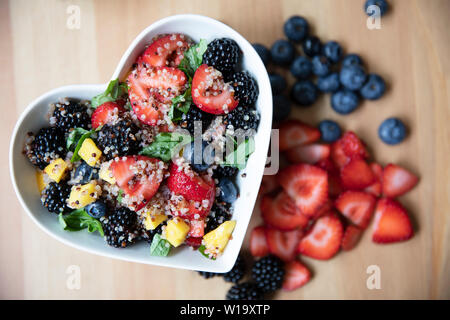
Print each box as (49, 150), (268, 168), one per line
(191, 64), (238, 115)
(261, 191), (309, 231)
(340, 158), (375, 190)
(250, 226), (269, 258)
(282, 260), (311, 291)
(138, 34), (190, 67)
(297, 214), (343, 260)
(279, 120), (321, 151)
(341, 225), (364, 251)
(110, 156), (166, 210)
(278, 164), (328, 217)
(335, 191), (376, 229)
(285, 144), (331, 164)
(382, 164), (419, 198)
(265, 228), (303, 262)
(372, 198), (414, 244)
(91, 101), (126, 129)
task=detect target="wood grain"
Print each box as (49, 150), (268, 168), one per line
(1, 0), (449, 299)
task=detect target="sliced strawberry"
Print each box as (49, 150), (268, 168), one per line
(188, 219), (205, 237)
(340, 158), (375, 190)
(364, 163), (383, 197)
(278, 164), (328, 217)
(185, 236), (202, 249)
(191, 64), (238, 115)
(330, 140), (350, 168)
(279, 120), (321, 151)
(340, 131), (369, 159)
(317, 158), (343, 197)
(261, 192), (310, 231)
(91, 101), (126, 129)
(250, 226), (269, 257)
(372, 198), (414, 244)
(314, 198), (334, 218)
(265, 228), (303, 262)
(282, 260), (311, 291)
(335, 191), (376, 229)
(341, 225), (363, 251)
(285, 144), (331, 164)
(171, 197), (213, 220)
(259, 174), (280, 195)
(382, 164), (419, 198)
(297, 214), (343, 260)
(110, 156), (165, 210)
(138, 34), (189, 67)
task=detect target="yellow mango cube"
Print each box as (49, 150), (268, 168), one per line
(203, 220), (236, 257)
(68, 182), (100, 209)
(143, 209), (168, 230)
(165, 217), (190, 247)
(78, 138), (102, 166)
(36, 171), (48, 193)
(99, 164), (115, 184)
(44, 158), (68, 183)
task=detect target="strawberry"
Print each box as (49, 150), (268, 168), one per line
(340, 131), (369, 159)
(110, 156), (165, 210)
(364, 162), (383, 197)
(191, 64), (238, 115)
(91, 101), (126, 129)
(278, 164), (328, 217)
(340, 158), (375, 190)
(170, 197), (213, 220)
(372, 198), (414, 244)
(185, 236), (202, 249)
(330, 140), (350, 168)
(265, 228), (303, 262)
(138, 34), (189, 67)
(261, 192), (310, 231)
(282, 260), (311, 291)
(317, 158), (343, 197)
(188, 219), (205, 238)
(316, 158), (335, 172)
(382, 164), (419, 198)
(259, 174), (280, 195)
(335, 191), (376, 229)
(341, 225), (363, 251)
(315, 198), (334, 218)
(250, 226), (269, 257)
(297, 214), (343, 260)
(279, 120), (321, 151)
(285, 144), (331, 164)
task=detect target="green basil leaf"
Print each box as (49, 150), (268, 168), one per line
(117, 189), (124, 203)
(178, 39), (207, 79)
(170, 87), (192, 121)
(70, 129), (94, 163)
(91, 79), (128, 109)
(66, 128), (89, 152)
(139, 132), (191, 162)
(58, 209), (104, 236)
(198, 245), (216, 260)
(149, 234), (171, 257)
(222, 138), (255, 169)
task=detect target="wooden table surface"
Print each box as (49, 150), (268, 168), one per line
(1, 0), (449, 300)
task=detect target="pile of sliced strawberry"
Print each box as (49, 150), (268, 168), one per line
(250, 122), (419, 292)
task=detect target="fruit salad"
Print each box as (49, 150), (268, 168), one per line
(23, 34), (260, 259)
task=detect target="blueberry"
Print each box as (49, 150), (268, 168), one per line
(218, 178), (238, 203)
(74, 162), (99, 184)
(85, 201), (107, 219)
(322, 41), (342, 63)
(269, 73), (287, 95)
(331, 90), (360, 114)
(317, 72), (340, 93)
(378, 117), (407, 145)
(342, 54), (363, 68)
(270, 40), (295, 66)
(291, 80), (318, 107)
(312, 55), (331, 77)
(252, 43), (270, 66)
(360, 74), (386, 100)
(290, 56), (313, 80)
(183, 141), (215, 172)
(365, 0), (389, 16)
(340, 65), (367, 91)
(272, 95), (291, 122)
(284, 16), (309, 42)
(302, 36), (322, 57)
(318, 120), (342, 142)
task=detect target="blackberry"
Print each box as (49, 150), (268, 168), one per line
(203, 38), (241, 75)
(213, 166), (238, 179)
(223, 254), (246, 283)
(228, 72), (259, 106)
(41, 181), (71, 214)
(226, 282), (263, 300)
(96, 118), (140, 160)
(251, 255), (285, 293)
(52, 99), (91, 133)
(205, 202), (232, 233)
(197, 271), (219, 279)
(223, 106), (260, 131)
(101, 207), (140, 248)
(25, 127), (67, 170)
(179, 106), (213, 136)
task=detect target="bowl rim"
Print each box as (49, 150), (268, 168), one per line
(9, 14), (272, 272)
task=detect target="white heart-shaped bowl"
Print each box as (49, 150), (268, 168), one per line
(9, 14), (272, 273)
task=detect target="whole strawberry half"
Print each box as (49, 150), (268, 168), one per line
(282, 260), (311, 291)
(138, 34), (190, 67)
(382, 164), (418, 198)
(335, 191), (376, 229)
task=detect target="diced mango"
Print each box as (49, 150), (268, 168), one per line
(44, 158), (68, 183)
(203, 220), (236, 257)
(99, 164), (115, 184)
(165, 217), (190, 247)
(36, 171), (48, 193)
(78, 138), (102, 166)
(142, 208), (168, 230)
(68, 182), (100, 209)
